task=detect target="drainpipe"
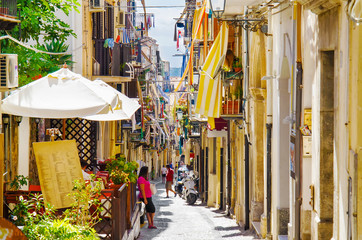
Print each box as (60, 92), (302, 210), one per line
(265, 8), (273, 238)
(227, 121), (232, 216)
(243, 8), (250, 231)
(294, 3), (302, 240)
(220, 147), (224, 210)
(200, 128), (204, 198)
(245, 134), (250, 230)
(205, 146), (209, 203)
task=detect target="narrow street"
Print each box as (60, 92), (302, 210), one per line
(137, 178), (258, 240)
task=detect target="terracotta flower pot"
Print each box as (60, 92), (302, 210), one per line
(222, 100), (240, 114)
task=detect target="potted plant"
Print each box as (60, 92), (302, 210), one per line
(232, 57), (242, 72)
(105, 155), (139, 188)
(16, 179), (102, 239)
(4, 175), (31, 206)
(7, 175), (30, 191)
(223, 86), (242, 115)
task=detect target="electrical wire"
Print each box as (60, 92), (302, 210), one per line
(0, 35), (83, 55)
(133, 6), (186, 8)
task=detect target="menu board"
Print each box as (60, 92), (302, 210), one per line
(33, 140), (84, 209)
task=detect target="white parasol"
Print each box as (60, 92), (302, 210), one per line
(83, 79), (140, 121)
(1, 68), (139, 120)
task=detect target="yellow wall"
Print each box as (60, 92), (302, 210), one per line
(233, 122), (245, 225)
(349, 23), (362, 239)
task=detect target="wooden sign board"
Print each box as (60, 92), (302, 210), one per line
(33, 140), (84, 209)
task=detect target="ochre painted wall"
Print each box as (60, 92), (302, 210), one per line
(349, 23), (362, 239)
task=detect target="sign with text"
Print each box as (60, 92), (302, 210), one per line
(33, 140), (83, 209)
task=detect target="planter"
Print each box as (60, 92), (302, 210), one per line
(222, 100), (240, 115)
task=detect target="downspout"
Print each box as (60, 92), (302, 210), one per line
(200, 127), (204, 199)
(245, 134), (250, 230)
(205, 146), (209, 203)
(266, 7), (273, 238)
(227, 121), (232, 215)
(294, 3), (302, 240)
(243, 8), (250, 231)
(220, 147), (224, 210)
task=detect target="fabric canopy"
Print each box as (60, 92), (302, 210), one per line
(83, 80), (140, 121)
(1, 68), (139, 120)
(195, 22), (229, 129)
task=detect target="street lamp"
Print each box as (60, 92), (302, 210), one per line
(209, 0), (225, 19)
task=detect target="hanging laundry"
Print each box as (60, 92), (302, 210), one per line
(122, 28), (130, 44)
(116, 35), (120, 43)
(103, 38), (115, 49)
(177, 30), (182, 51)
(147, 15), (152, 29)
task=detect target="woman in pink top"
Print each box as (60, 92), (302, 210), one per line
(138, 166), (156, 229)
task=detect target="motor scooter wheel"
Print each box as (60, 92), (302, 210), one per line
(186, 193), (197, 205)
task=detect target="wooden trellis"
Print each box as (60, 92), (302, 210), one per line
(50, 118), (98, 167)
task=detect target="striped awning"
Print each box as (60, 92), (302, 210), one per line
(195, 22), (229, 129)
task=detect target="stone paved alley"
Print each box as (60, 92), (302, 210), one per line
(137, 179), (259, 240)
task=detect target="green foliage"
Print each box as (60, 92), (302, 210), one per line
(9, 0), (80, 43)
(10, 195), (30, 226)
(11, 193), (56, 227)
(64, 176), (103, 228)
(0, 0), (80, 86)
(11, 181), (101, 239)
(9, 175), (30, 191)
(23, 218), (100, 240)
(106, 155), (139, 185)
(232, 57), (242, 69)
(5, 40), (74, 86)
(232, 86), (243, 99)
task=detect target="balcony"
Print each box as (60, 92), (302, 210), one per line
(0, 0), (20, 30)
(221, 78), (244, 119)
(92, 39), (133, 83)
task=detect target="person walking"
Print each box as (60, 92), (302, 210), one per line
(137, 166), (157, 229)
(161, 165), (167, 183)
(165, 164), (176, 198)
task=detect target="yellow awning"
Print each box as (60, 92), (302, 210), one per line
(195, 22), (229, 129)
(175, 1), (207, 91)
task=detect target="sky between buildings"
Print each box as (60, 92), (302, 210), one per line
(136, 0), (186, 69)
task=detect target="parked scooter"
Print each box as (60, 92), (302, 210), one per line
(174, 165), (189, 197)
(181, 171), (199, 205)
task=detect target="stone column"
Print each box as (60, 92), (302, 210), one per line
(249, 89), (266, 222)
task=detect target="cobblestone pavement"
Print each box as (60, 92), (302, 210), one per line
(137, 178), (259, 240)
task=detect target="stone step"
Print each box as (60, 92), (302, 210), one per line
(251, 221), (261, 237)
(278, 235), (288, 240)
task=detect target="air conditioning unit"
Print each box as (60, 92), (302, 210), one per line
(114, 8), (125, 28)
(89, 0), (105, 12)
(0, 54), (18, 89)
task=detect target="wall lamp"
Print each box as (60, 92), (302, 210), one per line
(14, 116), (23, 125)
(2, 114), (10, 126)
